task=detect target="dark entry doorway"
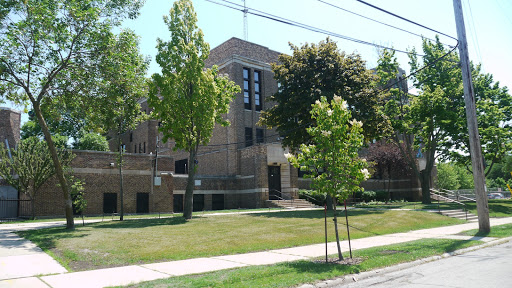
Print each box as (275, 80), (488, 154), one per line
(173, 194), (183, 213)
(103, 193), (117, 214)
(136, 193), (149, 214)
(268, 166), (281, 200)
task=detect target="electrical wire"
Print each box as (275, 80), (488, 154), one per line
(465, 0), (482, 65)
(316, 0), (449, 47)
(354, 0), (458, 42)
(204, 0), (423, 56)
(156, 0), (461, 152)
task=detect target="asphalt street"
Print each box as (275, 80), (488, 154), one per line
(338, 239), (512, 288)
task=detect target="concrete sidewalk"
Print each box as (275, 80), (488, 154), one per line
(1, 217), (511, 288)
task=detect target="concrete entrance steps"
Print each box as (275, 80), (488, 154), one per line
(439, 209), (479, 222)
(268, 199), (319, 209)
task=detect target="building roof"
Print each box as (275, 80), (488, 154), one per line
(205, 37), (281, 68)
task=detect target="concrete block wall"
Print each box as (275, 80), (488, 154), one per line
(33, 150), (174, 217)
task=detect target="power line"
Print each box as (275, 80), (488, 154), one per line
(464, 0), (483, 66)
(204, 0), (424, 56)
(354, 0), (458, 42)
(316, 0), (450, 47)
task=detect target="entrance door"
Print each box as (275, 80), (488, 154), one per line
(136, 193), (149, 214)
(268, 166), (281, 200)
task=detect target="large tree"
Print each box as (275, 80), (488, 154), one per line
(149, 0), (239, 220)
(260, 38), (389, 151)
(366, 141), (411, 202)
(0, 0), (143, 229)
(94, 29), (149, 220)
(378, 39), (463, 204)
(287, 96), (370, 261)
(0, 137), (74, 219)
(448, 64), (512, 176)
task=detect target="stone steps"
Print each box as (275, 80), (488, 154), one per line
(267, 199), (319, 209)
(438, 209), (479, 222)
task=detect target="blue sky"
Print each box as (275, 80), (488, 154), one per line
(122, 0), (512, 93)
(7, 0), (512, 122)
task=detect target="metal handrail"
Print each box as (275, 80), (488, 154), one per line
(430, 189), (468, 221)
(440, 188), (476, 202)
(299, 193), (318, 204)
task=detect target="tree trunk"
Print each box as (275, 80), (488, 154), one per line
(33, 102), (74, 229)
(332, 201), (344, 261)
(325, 194), (333, 211)
(183, 149), (197, 220)
(118, 138), (124, 221)
(420, 170), (432, 204)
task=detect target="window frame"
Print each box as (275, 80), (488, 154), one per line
(254, 70), (262, 111)
(243, 68), (251, 110)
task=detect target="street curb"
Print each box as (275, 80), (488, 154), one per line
(297, 236), (512, 288)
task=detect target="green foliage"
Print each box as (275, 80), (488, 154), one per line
(68, 176), (87, 215)
(377, 39), (463, 203)
(260, 38), (388, 150)
(73, 132), (109, 151)
(0, 137), (74, 219)
(298, 190), (326, 206)
(436, 162), (461, 190)
(0, 0), (144, 228)
(148, 0), (239, 219)
(20, 121), (42, 139)
(453, 164), (474, 189)
(287, 96), (369, 202)
(448, 64), (512, 175)
(94, 29), (149, 137)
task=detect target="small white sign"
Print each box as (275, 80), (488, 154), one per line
(195, 180), (201, 186)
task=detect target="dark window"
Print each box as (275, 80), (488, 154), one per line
(256, 128), (264, 144)
(173, 194), (183, 212)
(175, 159), (188, 174)
(139, 143), (142, 153)
(245, 127), (253, 147)
(193, 194), (204, 211)
(243, 68), (251, 110)
(212, 194), (224, 210)
(298, 167), (310, 178)
(130, 132), (133, 142)
(143, 142), (146, 153)
(103, 193), (117, 214)
(134, 145), (137, 153)
(136, 193), (149, 214)
(254, 71), (261, 111)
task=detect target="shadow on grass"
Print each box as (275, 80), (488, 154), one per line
(90, 216), (188, 229)
(18, 228), (90, 250)
(247, 209), (387, 219)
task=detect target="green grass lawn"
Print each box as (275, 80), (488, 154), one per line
(19, 209), (463, 271)
(462, 223), (512, 238)
(354, 199), (512, 218)
(1, 208), (283, 224)
(117, 238), (481, 288)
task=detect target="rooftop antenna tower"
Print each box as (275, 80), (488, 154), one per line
(242, 0), (248, 40)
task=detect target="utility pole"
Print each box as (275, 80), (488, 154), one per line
(242, 0), (248, 40)
(453, 0), (490, 233)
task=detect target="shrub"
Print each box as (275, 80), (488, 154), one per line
(298, 190), (326, 206)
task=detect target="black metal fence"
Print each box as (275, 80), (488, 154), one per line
(0, 199), (31, 221)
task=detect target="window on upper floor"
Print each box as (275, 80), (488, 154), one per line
(254, 70), (261, 111)
(243, 68), (251, 110)
(245, 127), (253, 147)
(175, 159), (188, 174)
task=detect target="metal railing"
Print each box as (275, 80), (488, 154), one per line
(430, 189), (468, 220)
(0, 199), (31, 221)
